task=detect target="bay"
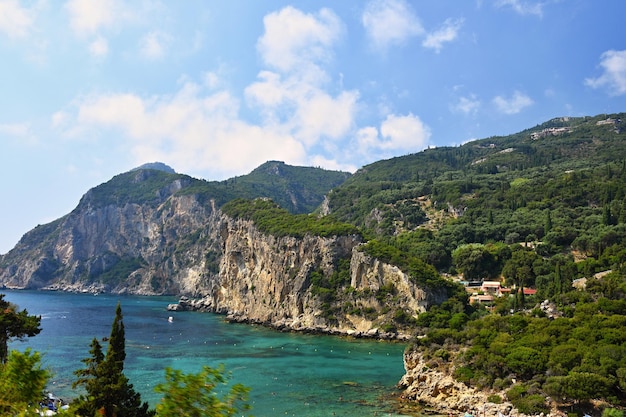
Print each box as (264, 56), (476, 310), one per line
(4, 290), (414, 416)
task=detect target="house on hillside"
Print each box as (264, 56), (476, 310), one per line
(481, 281), (501, 296)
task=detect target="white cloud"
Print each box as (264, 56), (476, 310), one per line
(257, 6), (342, 75)
(585, 50), (626, 96)
(0, 0), (35, 38)
(53, 5), (432, 179)
(245, 69), (359, 147)
(423, 18), (464, 53)
(203, 72), (221, 90)
(380, 113), (430, 151)
(247, 7), (359, 149)
(494, 0), (543, 17)
(355, 126), (380, 153)
(0, 122), (30, 137)
(294, 90), (358, 146)
(0, 122), (37, 145)
(493, 91), (533, 114)
(452, 95), (481, 115)
(89, 35), (109, 57)
(64, 0), (123, 35)
(354, 115), (432, 160)
(58, 81), (311, 179)
(362, 0), (424, 50)
(139, 31), (171, 60)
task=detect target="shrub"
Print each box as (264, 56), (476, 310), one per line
(511, 394), (548, 415)
(487, 394), (503, 404)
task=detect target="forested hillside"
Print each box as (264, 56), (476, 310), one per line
(328, 113), (626, 290)
(322, 113), (626, 412)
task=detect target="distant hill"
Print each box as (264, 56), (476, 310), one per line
(131, 162), (176, 173)
(76, 160), (350, 216)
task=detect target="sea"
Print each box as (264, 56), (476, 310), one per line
(3, 290), (417, 417)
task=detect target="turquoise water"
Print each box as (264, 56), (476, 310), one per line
(4, 290), (413, 416)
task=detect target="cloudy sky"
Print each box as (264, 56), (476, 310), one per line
(1, 0), (625, 253)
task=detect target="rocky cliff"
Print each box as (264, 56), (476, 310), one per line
(167, 222), (441, 338)
(0, 166), (447, 338)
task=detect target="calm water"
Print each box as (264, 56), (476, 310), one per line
(4, 290), (414, 416)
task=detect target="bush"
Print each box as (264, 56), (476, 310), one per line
(511, 394), (548, 415)
(487, 394), (503, 404)
(602, 409), (624, 417)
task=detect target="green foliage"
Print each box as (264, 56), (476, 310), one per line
(154, 366), (251, 417)
(0, 294), (42, 364)
(360, 239), (451, 291)
(414, 271), (626, 408)
(544, 372), (613, 404)
(177, 160), (350, 214)
(327, 112), (626, 277)
(222, 198), (360, 238)
(95, 256), (146, 284)
(452, 243), (503, 282)
(0, 349), (50, 415)
(603, 409), (625, 417)
(512, 394), (549, 415)
(72, 303), (153, 417)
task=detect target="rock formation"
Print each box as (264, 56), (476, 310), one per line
(398, 347), (515, 416)
(0, 167), (446, 339)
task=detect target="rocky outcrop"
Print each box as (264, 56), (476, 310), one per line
(399, 347), (515, 417)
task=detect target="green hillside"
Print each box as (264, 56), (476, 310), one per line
(327, 114), (626, 273)
(320, 113), (626, 412)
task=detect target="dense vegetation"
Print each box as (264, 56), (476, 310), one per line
(0, 294), (41, 364)
(413, 270), (626, 413)
(323, 114), (626, 294)
(221, 198), (360, 238)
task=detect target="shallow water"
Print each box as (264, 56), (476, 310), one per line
(4, 290), (414, 416)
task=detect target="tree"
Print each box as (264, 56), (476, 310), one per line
(452, 243), (498, 282)
(0, 294), (42, 364)
(543, 372), (612, 404)
(154, 365), (251, 417)
(73, 302), (154, 417)
(0, 349), (50, 416)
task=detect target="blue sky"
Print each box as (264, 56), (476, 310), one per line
(1, 0), (626, 253)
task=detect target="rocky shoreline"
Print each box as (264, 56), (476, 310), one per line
(397, 348), (575, 417)
(166, 295), (413, 341)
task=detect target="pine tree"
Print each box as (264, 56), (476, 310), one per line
(0, 294), (42, 364)
(73, 302), (154, 417)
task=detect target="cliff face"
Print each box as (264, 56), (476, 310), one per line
(0, 190), (220, 295)
(0, 170), (444, 337)
(166, 217), (442, 338)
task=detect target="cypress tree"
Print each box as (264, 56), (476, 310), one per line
(73, 302), (154, 417)
(107, 302), (126, 372)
